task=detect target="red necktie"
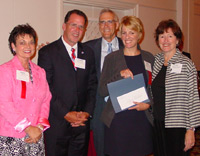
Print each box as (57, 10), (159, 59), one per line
(71, 48), (76, 69)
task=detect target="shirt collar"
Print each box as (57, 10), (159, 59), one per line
(61, 36), (78, 54)
(101, 37), (119, 52)
(160, 48), (181, 64)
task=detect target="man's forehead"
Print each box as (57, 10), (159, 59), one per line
(99, 12), (114, 20)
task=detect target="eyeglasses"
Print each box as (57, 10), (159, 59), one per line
(99, 20), (115, 25)
(66, 23), (85, 30)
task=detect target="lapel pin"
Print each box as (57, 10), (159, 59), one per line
(81, 51), (84, 54)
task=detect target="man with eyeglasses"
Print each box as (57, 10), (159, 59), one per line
(38, 9), (97, 156)
(84, 8), (124, 156)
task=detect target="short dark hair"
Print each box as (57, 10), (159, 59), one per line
(154, 19), (183, 50)
(64, 9), (88, 26)
(8, 24), (37, 55)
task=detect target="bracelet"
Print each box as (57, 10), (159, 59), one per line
(37, 125), (44, 132)
(187, 127), (195, 131)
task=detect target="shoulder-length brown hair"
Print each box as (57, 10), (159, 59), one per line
(154, 19), (183, 50)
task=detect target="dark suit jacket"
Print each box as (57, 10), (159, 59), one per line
(38, 37), (97, 153)
(84, 37), (124, 81)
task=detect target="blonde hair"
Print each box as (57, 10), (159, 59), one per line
(120, 16), (144, 42)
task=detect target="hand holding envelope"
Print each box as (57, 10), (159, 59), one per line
(128, 101), (150, 111)
(120, 68), (134, 79)
(117, 87), (150, 111)
(107, 74), (150, 113)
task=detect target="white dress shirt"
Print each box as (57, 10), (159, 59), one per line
(62, 36), (78, 60)
(101, 37), (119, 70)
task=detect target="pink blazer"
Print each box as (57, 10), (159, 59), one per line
(0, 56), (51, 138)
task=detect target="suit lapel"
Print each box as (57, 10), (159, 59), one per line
(140, 51), (152, 85)
(57, 38), (77, 71)
(118, 37), (124, 50)
(94, 38), (102, 80)
(77, 42), (86, 73)
(77, 42), (84, 59)
(96, 37), (123, 80)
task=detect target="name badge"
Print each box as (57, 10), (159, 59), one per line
(75, 58), (86, 69)
(16, 70), (29, 82)
(170, 63), (182, 73)
(144, 61), (152, 72)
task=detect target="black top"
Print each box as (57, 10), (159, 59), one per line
(125, 54), (148, 87)
(151, 65), (167, 121)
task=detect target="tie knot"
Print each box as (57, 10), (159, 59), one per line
(107, 43), (112, 53)
(71, 48), (75, 53)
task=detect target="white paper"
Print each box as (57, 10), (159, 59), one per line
(117, 87), (148, 110)
(16, 70), (29, 82)
(170, 63), (182, 73)
(75, 58), (85, 69)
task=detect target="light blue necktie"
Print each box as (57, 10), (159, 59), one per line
(107, 43), (112, 53)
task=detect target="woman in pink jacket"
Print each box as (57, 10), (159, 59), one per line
(0, 24), (51, 155)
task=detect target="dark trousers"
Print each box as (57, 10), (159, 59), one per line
(45, 122), (90, 156)
(55, 131), (89, 156)
(153, 120), (190, 156)
(165, 128), (190, 156)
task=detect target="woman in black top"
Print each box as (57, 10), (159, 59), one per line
(152, 19), (200, 156)
(99, 16), (154, 156)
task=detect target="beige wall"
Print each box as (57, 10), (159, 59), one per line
(139, 5), (176, 55)
(0, 0), (199, 70)
(188, 0), (200, 70)
(0, 0), (61, 64)
(62, 0), (176, 56)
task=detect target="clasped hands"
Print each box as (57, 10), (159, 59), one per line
(64, 111), (89, 127)
(24, 124), (43, 144)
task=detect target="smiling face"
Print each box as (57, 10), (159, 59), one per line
(62, 13), (85, 46)
(121, 25), (140, 49)
(11, 34), (35, 62)
(158, 28), (178, 54)
(99, 12), (119, 42)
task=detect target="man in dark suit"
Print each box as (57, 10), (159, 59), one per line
(84, 9), (124, 156)
(38, 9), (97, 156)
